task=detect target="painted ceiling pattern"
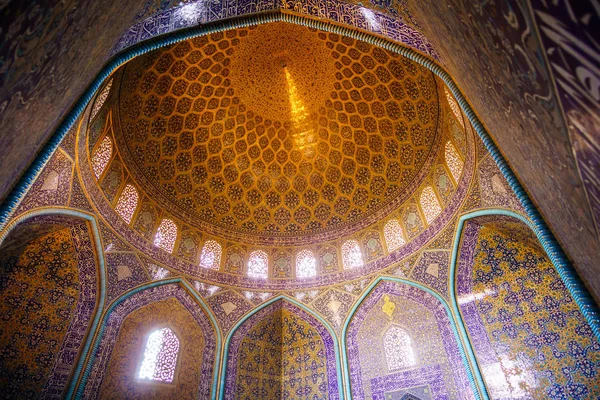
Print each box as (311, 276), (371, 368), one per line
(117, 23), (438, 239)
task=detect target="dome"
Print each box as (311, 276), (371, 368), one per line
(115, 23), (440, 246)
(82, 21), (471, 289)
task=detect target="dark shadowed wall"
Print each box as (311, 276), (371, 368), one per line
(405, 0), (600, 299)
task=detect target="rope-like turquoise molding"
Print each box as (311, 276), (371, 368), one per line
(340, 276), (489, 400)
(449, 208), (600, 343)
(218, 295), (345, 400)
(0, 10), (597, 397)
(71, 278), (222, 399)
(0, 207), (107, 400)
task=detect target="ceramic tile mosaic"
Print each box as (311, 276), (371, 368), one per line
(224, 300), (339, 399)
(457, 219), (600, 399)
(192, 280), (223, 298)
(409, 250), (450, 299)
(98, 297), (206, 398)
(311, 289), (356, 332)
(60, 116), (81, 160)
(478, 155), (525, 213)
(346, 280), (474, 400)
(115, 23), (440, 245)
(206, 290), (253, 333)
(116, 0), (437, 59)
(68, 175), (96, 214)
(99, 221), (133, 253)
(0, 221), (100, 399)
(16, 149), (73, 214)
(83, 283), (216, 399)
(105, 252), (149, 303)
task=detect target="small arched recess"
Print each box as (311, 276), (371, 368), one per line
(452, 210), (600, 399)
(77, 280), (220, 399)
(343, 278), (481, 400)
(222, 297), (343, 400)
(0, 207), (106, 399)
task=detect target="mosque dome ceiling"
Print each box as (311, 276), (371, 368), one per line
(114, 22), (441, 246)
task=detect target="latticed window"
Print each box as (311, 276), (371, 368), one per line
(115, 184), (139, 224)
(154, 219), (178, 253)
(383, 325), (416, 371)
(199, 240), (222, 270)
(384, 219), (405, 252)
(91, 78), (113, 120)
(341, 240), (362, 269)
(444, 86), (464, 129)
(247, 250), (268, 279)
(296, 249), (316, 278)
(91, 136), (113, 178)
(419, 187), (442, 224)
(139, 327), (180, 383)
(445, 141), (463, 183)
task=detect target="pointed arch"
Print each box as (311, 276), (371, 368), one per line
(115, 184), (139, 224)
(154, 218), (178, 253)
(449, 209), (600, 343)
(221, 296), (343, 400)
(75, 279), (221, 399)
(451, 209), (600, 398)
(0, 207), (106, 399)
(341, 276), (486, 400)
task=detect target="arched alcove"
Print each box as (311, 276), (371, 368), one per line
(223, 298), (340, 399)
(455, 213), (600, 398)
(344, 279), (476, 399)
(81, 282), (218, 399)
(0, 209), (104, 399)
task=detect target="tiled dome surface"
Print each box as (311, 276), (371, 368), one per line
(116, 23), (439, 242)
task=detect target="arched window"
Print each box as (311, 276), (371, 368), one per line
(247, 250), (268, 279)
(296, 249), (316, 278)
(115, 184), (139, 224)
(91, 78), (113, 120)
(383, 325), (416, 371)
(199, 240), (222, 270)
(444, 86), (464, 129)
(341, 240), (362, 269)
(139, 327), (180, 383)
(445, 141), (463, 183)
(384, 219), (405, 252)
(419, 187), (442, 224)
(154, 219), (178, 253)
(91, 135), (113, 178)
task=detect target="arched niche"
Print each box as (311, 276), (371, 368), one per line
(0, 209), (104, 399)
(223, 298), (341, 400)
(345, 280), (475, 400)
(455, 213), (600, 398)
(81, 282), (218, 399)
